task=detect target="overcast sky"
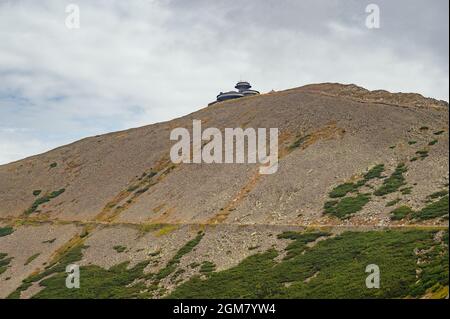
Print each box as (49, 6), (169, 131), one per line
(0, 0), (448, 164)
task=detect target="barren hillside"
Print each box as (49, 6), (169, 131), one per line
(0, 83), (448, 299)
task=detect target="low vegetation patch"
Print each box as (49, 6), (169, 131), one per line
(199, 261), (216, 274)
(324, 194), (371, 219)
(113, 245), (127, 253)
(412, 196), (449, 221)
(32, 190), (42, 196)
(155, 224), (178, 237)
(278, 231), (330, 259)
(154, 232), (204, 281)
(33, 261), (152, 299)
(415, 150), (429, 160)
(428, 140), (438, 146)
(374, 163), (407, 196)
(386, 198), (401, 207)
(329, 165), (384, 199)
(24, 188), (66, 215)
(363, 164), (385, 181)
(427, 190), (448, 200)
(329, 182), (362, 198)
(0, 252), (13, 275)
(400, 187), (413, 195)
(288, 135), (311, 150)
(168, 230), (448, 299)
(7, 242), (85, 298)
(433, 130), (445, 135)
(0, 226), (14, 238)
(24, 253), (40, 266)
(390, 206), (413, 221)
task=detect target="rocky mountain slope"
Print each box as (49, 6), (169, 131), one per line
(0, 83), (448, 299)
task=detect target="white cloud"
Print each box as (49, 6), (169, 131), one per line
(0, 0), (448, 165)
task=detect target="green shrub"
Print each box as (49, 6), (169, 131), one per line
(390, 206), (413, 221)
(32, 190), (42, 196)
(127, 185), (139, 192)
(433, 130), (445, 135)
(24, 188), (66, 215)
(33, 261), (151, 299)
(374, 164), (407, 196)
(329, 183), (360, 198)
(416, 150), (429, 160)
(147, 171), (158, 179)
(113, 246), (127, 253)
(427, 190), (448, 199)
(428, 140), (438, 146)
(0, 252), (13, 275)
(168, 230), (448, 299)
(278, 231), (330, 259)
(408, 141), (417, 145)
(43, 238), (56, 244)
(49, 162), (57, 168)
(199, 261), (216, 274)
(289, 135), (311, 150)
(363, 164), (385, 180)
(324, 194), (371, 219)
(400, 187), (413, 195)
(0, 226), (14, 237)
(386, 198), (401, 207)
(154, 232), (204, 281)
(24, 253), (40, 266)
(412, 196), (449, 221)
